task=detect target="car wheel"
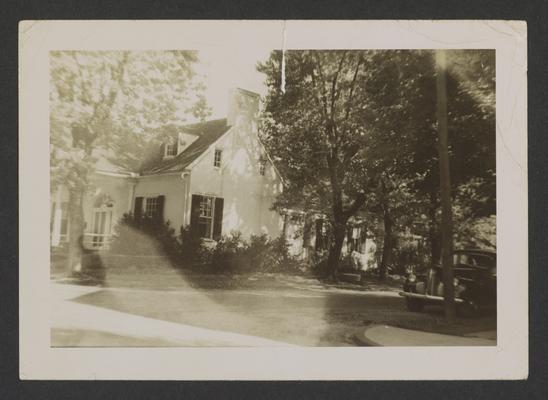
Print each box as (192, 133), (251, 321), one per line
(406, 298), (424, 312)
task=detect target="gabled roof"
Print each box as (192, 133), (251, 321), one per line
(139, 118), (231, 175)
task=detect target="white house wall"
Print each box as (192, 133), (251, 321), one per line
(50, 174), (133, 247)
(189, 127), (284, 239)
(83, 174), (134, 235)
(133, 174), (188, 232)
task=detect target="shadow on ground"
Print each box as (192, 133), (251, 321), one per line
(52, 252), (496, 346)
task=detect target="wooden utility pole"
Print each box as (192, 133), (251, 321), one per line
(435, 50), (456, 321)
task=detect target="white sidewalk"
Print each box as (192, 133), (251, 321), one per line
(51, 283), (294, 347)
(358, 324), (496, 346)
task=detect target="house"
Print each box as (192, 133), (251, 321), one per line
(50, 88), (376, 268)
(51, 88), (285, 249)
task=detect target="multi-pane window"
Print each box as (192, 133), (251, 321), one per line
(347, 226), (360, 253)
(145, 197), (159, 217)
(198, 196), (214, 238)
(50, 201), (69, 245)
(92, 207), (113, 247)
(59, 203), (69, 242)
(50, 201), (69, 243)
(214, 149), (222, 168)
(165, 142), (177, 157)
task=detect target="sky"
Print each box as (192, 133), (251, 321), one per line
(194, 46), (275, 119)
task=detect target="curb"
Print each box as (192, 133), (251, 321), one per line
(353, 325), (382, 346)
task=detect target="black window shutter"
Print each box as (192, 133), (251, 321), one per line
(134, 197), (143, 219)
(190, 194), (201, 233)
(156, 195), (165, 221)
(213, 197), (224, 240)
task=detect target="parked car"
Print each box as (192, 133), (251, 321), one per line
(399, 249), (496, 315)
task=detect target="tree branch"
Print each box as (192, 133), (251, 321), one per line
(344, 54), (365, 121)
(330, 50), (348, 116)
(312, 53), (331, 122)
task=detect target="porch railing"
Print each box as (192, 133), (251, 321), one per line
(82, 233), (112, 250)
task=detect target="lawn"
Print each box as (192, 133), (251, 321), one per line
(53, 254), (495, 345)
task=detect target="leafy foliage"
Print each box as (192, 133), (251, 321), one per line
(50, 51), (210, 272)
(108, 213), (179, 257)
(177, 225), (208, 266)
(204, 233), (300, 274)
(50, 51), (210, 185)
(258, 50), (496, 275)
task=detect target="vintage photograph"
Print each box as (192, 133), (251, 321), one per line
(19, 20), (528, 380)
(49, 47), (497, 347)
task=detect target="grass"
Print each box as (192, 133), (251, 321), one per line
(52, 253), (495, 344)
(52, 250), (403, 293)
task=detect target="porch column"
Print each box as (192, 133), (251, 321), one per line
(127, 180), (137, 213)
(51, 186), (62, 246)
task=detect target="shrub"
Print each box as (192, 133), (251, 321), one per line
(390, 239), (429, 275)
(108, 213), (178, 257)
(245, 234), (270, 271)
(208, 231), (250, 272)
(308, 251), (329, 277)
(339, 252), (363, 272)
(248, 234), (300, 272)
(203, 232), (300, 274)
(176, 225), (207, 267)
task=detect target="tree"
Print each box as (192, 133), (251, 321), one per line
(259, 50), (389, 279)
(50, 51), (210, 273)
(258, 50), (495, 280)
(354, 50), (495, 266)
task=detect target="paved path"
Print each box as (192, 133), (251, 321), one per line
(359, 324), (496, 346)
(51, 283), (293, 347)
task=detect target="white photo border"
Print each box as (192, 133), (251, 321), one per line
(19, 20), (527, 380)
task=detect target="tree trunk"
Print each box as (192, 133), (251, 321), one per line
(326, 221), (346, 281)
(435, 50), (456, 321)
(379, 205), (393, 281)
(427, 200), (441, 267)
(66, 186), (86, 275)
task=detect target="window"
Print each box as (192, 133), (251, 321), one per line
(134, 196), (164, 220)
(198, 196), (214, 238)
(91, 207), (113, 247)
(347, 226), (366, 253)
(214, 149), (222, 168)
(145, 197), (159, 217)
(191, 195), (224, 240)
(50, 201), (69, 243)
(165, 141), (177, 157)
(454, 253), (495, 269)
(259, 159), (267, 176)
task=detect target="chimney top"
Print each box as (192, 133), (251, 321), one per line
(227, 88), (260, 127)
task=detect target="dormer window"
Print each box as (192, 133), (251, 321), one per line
(165, 141), (177, 158)
(214, 149), (222, 168)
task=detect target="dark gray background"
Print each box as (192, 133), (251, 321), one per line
(2, 0), (546, 398)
